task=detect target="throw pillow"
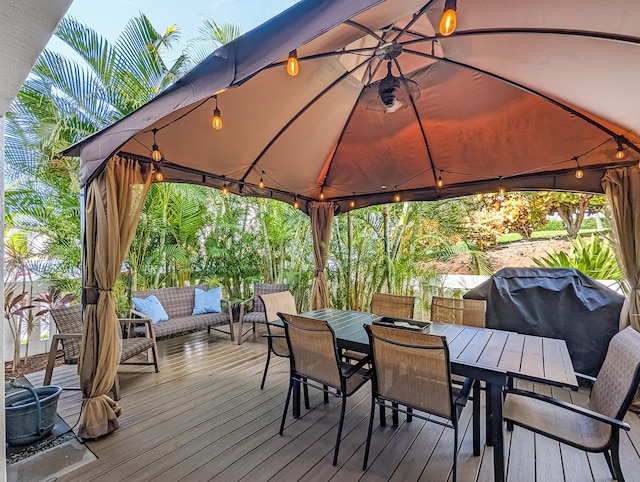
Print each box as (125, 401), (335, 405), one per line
(132, 295), (169, 324)
(192, 287), (222, 315)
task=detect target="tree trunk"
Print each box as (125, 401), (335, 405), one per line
(346, 212), (352, 310)
(382, 206), (392, 292)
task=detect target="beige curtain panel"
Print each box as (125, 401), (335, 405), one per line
(78, 156), (152, 439)
(602, 167), (640, 331)
(309, 202), (336, 310)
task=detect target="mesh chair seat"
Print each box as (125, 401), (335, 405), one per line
(504, 391), (611, 450)
(121, 337), (156, 361)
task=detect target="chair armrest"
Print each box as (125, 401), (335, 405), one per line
(238, 297), (253, 319)
(130, 309), (150, 319)
(505, 388), (631, 431)
(51, 333), (82, 341)
(119, 317), (156, 339)
(575, 372), (597, 384)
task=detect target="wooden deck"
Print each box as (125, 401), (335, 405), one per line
(26, 327), (640, 482)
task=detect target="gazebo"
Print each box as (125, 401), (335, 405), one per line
(63, 0), (640, 440)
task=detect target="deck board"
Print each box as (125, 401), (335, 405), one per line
(23, 327), (640, 482)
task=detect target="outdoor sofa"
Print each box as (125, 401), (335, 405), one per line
(131, 284), (234, 341)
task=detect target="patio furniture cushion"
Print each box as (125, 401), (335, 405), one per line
(132, 295), (169, 324)
(192, 287), (222, 315)
(149, 313), (230, 339)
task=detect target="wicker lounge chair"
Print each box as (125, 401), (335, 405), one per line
(278, 313), (371, 466)
(44, 305), (159, 400)
(237, 283), (289, 345)
(258, 290), (296, 389)
(504, 326), (640, 482)
(362, 324), (473, 480)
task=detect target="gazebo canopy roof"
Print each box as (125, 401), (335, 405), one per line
(66, 0), (640, 213)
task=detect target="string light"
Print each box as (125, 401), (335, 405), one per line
(151, 128), (162, 162)
(393, 187), (400, 203)
(293, 195), (299, 209)
(222, 178), (228, 194)
(616, 138), (626, 160)
(574, 157), (584, 179)
(437, 170), (444, 188)
(154, 164), (164, 182)
(319, 188), (325, 201)
(350, 194), (356, 209)
(212, 95), (223, 130)
(439, 0), (457, 36)
(287, 50), (299, 76)
(259, 172), (265, 189)
(498, 178), (506, 195)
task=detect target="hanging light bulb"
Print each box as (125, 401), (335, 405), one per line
(319, 188), (325, 201)
(350, 195), (356, 209)
(437, 171), (444, 188)
(154, 165), (164, 182)
(212, 95), (223, 130)
(287, 49), (299, 76)
(151, 128), (162, 162)
(293, 195), (299, 209)
(259, 173), (265, 189)
(393, 187), (400, 203)
(574, 157), (584, 179)
(222, 179), (229, 194)
(616, 139), (626, 160)
(498, 178), (506, 195)
(439, 0), (457, 36)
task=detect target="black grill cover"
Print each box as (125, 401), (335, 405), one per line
(464, 268), (624, 377)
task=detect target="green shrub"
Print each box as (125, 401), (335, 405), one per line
(532, 235), (624, 283)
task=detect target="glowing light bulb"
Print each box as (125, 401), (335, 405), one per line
(439, 3), (457, 36)
(212, 107), (223, 130)
(154, 170), (164, 182)
(287, 50), (299, 76)
(222, 183), (228, 194)
(393, 193), (400, 203)
(498, 186), (506, 195)
(319, 189), (324, 200)
(350, 199), (356, 208)
(575, 168), (584, 179)
(259, 176), (264, 189)
(293, 197), (299, 209)
(437, 175), (443, 188)
(616, 147), (626, 160)
(152, 144), (162, 162)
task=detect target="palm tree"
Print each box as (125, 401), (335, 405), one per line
(5, 14), (187, 287)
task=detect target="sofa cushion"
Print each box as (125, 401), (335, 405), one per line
(192, 287), (222, 315)
(151, 312), (231, 338)
(132, 295), (169, 324)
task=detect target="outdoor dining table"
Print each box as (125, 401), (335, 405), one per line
(292, 308), (578, 482)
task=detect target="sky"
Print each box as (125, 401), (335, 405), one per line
(47, 0), (299, 57)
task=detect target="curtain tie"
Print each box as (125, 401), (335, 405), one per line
(314, 270), (324, 277)
(82, 287), (113, 304)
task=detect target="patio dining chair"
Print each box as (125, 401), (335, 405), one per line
(430, 296), (486, 327)
(237, 283), (289, 345)
(278, 313), (371, 466)
(430, 296), (487, 455)
(362, 324), (473, 481)
(258, 290), (297, 389)
(503, 326), (640, 482)
(343, 292), (417, 364)
(44, 305), (159, 400)
(370, 292), (416, 319)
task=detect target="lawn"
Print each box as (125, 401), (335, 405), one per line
(497, 228), (610, 244)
